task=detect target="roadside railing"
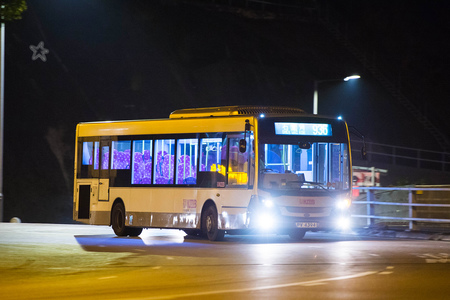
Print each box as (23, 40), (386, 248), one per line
(352, 186), (450, 231)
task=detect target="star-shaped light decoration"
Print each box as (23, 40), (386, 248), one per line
(29, 41), (49, 62)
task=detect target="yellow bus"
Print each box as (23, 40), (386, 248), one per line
(73, 106), (352, 241)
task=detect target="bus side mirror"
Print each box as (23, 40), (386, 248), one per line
(239, 139), (247, 153)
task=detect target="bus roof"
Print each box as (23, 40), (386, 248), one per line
(76, 106), (308, 137)
(76, 115), (256, 137)
(169, 106), (305, 119)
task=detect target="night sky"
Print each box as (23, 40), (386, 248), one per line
(3, 0), (450, 222)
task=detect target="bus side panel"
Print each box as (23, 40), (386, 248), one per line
(211, 189), (253, 230)
(108, 187), (253, 230)
(117, 187), (200, 229)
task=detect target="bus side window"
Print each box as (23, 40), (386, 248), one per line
(78, 140), (99, 178)
(110, 140), (131, 186)
(132, 140), (153, 185)
(79, 141), (93, 178)
(176, 138), (198, 185)
(228, 134), (249, 186)
(198, 136), (226, 187)
(153, 139), (175, 184)
(94, 142), (99, 170)
(111, 141), (131, 170)
(101, 145), (110, 170)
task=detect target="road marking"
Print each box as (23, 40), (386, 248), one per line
(131, 271), (378, 300)
(379, 266), (394, 275)
(301, 282), (327, 286)
(418, 253), (449, 263)
(99, 276), (118, 280)
(378, 272), (393, 275)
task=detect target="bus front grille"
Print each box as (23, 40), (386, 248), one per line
(285, 206), (327, 214)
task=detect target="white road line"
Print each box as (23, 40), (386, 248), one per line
(129, 271), (378, 300)
(99, 276), (118, 280)
(378, 271), (393, 275)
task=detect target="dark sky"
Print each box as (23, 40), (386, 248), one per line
(3, 0), (450, 222)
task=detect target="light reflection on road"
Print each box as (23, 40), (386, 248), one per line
(2, 224), (450, 300)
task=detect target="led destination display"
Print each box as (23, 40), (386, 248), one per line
(274, 122), (332, 136)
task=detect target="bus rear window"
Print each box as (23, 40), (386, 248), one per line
(78, 140), (99, 178)
(82, 142), (93, 165)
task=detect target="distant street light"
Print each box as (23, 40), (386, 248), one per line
(344, 75), (361, 81)
(313, 75), (360, 115)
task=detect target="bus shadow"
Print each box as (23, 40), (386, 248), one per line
(74, 233), (216, 256)
(74, 231), (377, 255)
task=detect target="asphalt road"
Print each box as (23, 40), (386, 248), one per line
(0, 223), (449, 300)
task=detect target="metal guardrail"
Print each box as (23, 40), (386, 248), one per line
(352, 187), (450, 231)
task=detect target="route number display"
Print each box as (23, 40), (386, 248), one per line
(274, 122), (332, 136)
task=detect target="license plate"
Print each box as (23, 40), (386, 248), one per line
(296, 222), (318, 228)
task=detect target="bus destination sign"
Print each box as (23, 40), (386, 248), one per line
(274, 122), (332, 136)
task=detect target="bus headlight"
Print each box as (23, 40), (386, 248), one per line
(262, 198), (274, 208)
(336, 217), (351, 230)
(336, 198), (351, 210)
(256, 213), (276, 230)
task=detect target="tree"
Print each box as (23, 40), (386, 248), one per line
(1, 0), (27, 21)
(0, 0), (27, 221)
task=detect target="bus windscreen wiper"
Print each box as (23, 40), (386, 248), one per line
(303, 181), (332, 193)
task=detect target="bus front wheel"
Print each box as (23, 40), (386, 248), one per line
(202, 205), (225, 241)
(111, 202), (142, 237)
(289, 229), (306, 241)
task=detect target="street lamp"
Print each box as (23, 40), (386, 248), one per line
(313, 75), (360, 115)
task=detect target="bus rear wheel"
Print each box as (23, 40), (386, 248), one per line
(111, 202), (142, 237)
(202, 205), (225, 241)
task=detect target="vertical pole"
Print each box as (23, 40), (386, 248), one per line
(370, 166), (375, 187)
(0, 22), (5, 222)
(313, 80), (318, 114)
(367, 189), (375, 227)
(408, 190), (417, 231)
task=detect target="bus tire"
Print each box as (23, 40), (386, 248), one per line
(111, 202), (128, 236)
(202, 205), (225, 241)
(127, 227), (143, 237)
(289, 229), (306, 241)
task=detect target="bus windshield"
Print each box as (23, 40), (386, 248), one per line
(260, 142), (350, 191)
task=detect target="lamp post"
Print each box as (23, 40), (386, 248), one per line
(0, 22), (4, 222)
(0, 1), (28, 222)
(313, 75), (360, 115)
